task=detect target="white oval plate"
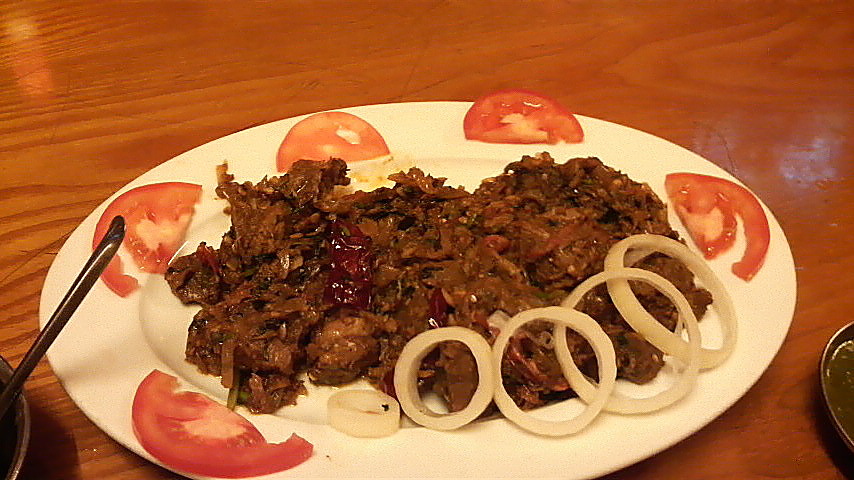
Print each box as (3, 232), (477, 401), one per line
(40, 102), (796, 479)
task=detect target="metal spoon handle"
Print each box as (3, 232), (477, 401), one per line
(0, 215), (125, 418)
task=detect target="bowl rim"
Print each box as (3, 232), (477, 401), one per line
(0, 356), (29, 480)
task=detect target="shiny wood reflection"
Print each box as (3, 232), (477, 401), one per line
(0, 1), (852, 479)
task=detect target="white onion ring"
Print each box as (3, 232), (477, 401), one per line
(327, 389), (401, 438)
(558, 267), (701, 413)
(393, 326), (495, 430)
(603, 234), (737, 369)
(493, 307), (617, 436)
(623, 248), (653, 267)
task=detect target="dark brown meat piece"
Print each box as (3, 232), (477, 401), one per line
(432, 341), (480, 413)
(306, 312), (380, 385)
(165, 243), (222, 305)
(612, 331), (664, 384)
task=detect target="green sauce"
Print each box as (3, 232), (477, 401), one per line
(824, 340), (854, 434)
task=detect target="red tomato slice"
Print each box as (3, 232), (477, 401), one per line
(132, 370), (313, 478)
(93, 182), (202, 297)
(665, 173), (770, 281)
(276, 111), (390, 172)
(463, 89), (583, 144)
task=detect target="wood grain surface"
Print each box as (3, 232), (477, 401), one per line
(0, 1), (852, 479)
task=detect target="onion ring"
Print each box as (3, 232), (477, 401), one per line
(393, 326), (495, 430)
(558, 267), (701, 413)
(603, 234), (736, 369)
(493, 307), (617, 436)
(327, 389), (401, 438)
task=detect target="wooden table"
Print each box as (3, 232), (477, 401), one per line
(1, 2), (851, 479)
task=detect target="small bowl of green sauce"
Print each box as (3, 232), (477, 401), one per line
(821, 321), (854, 452)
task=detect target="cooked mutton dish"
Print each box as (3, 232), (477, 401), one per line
(166, 153), (712, 414)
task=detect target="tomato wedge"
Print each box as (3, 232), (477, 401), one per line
(276, 111), (390, 172)
(664, 173), (770, 281)
(93, 182), (202, 297)
(132, 370), (313, 478)
(463, 89), (583, 144)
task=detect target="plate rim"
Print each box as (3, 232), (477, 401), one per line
(39, 100), (797, 479)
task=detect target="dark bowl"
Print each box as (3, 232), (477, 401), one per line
(820, 321), (854, 453)
(0, 357), (29, 480)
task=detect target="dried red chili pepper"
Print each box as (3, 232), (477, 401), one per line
(323, 221), (374, 309)
(427, 289), (450, 329)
